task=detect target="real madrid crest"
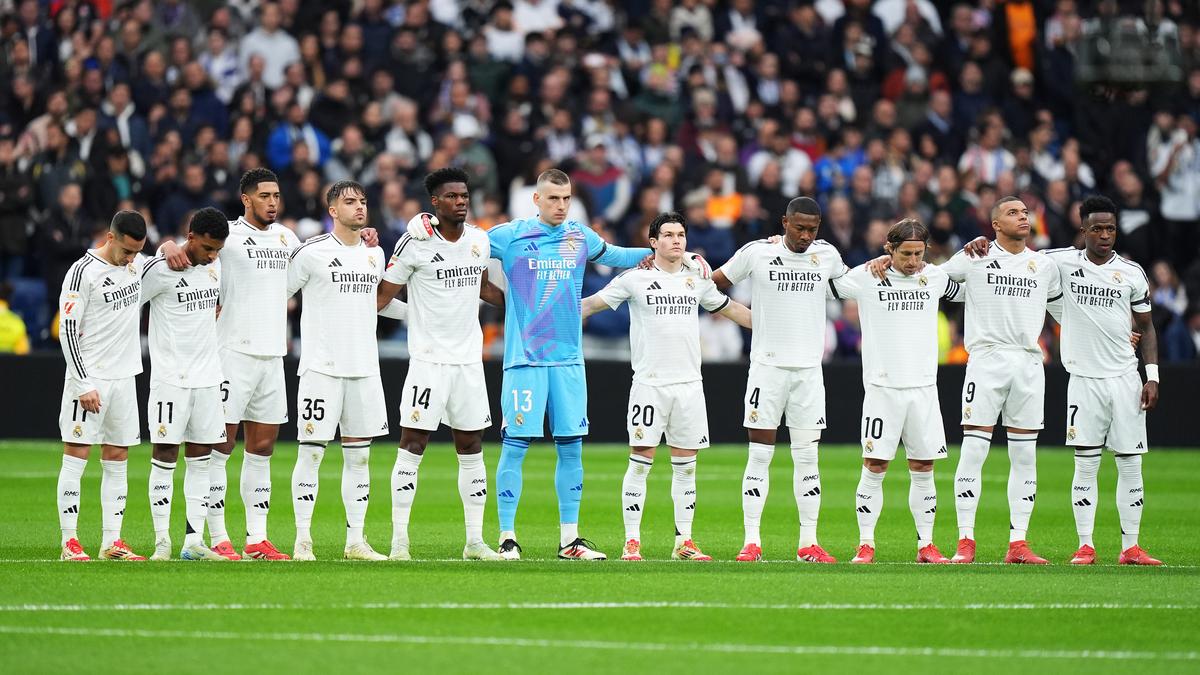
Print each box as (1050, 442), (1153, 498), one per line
(1112, 271), (1123, 283)
(72, 425), (82, 438)
(368, 255), (376, 267)
(410, 410), (421, 423)
(1067, 427), (1076, 441)
(685, 277), (695, 289)
(1027, 260), (1037, 273)
(208, 268), (218, 282)
(749, 409), (759, 423)
(157, 424), (167, 438)
(810, 254), (820, 267)
(865, 440), (874, 452)
(963, 406), (972, 420)
(127, 263), (136, 275)
(918, 275), (928, 287)
(566, 238), (578, 252)
(633, 427), (644, 440)
(515, 413), (525, 426)
(471, 244), (481, 258)
(280, 234), (288, 247)
(304, 422), (315, 436)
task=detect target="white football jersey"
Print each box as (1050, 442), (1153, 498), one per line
(383, 226), (490, 365)
(58, 250), (145, 396)
(941, 243), (1061, 356)
(831, 264), (963, 388)
(216, 218), (301, 357)
(141, 255), (223, 388)
(1046, 248), (1150, 378)
(287, 233), (386, 378)
(596, 265), (731, 385)
(718, 239), (849, 368)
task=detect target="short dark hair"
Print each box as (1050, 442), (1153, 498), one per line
(189, 207), (229, 239)
(326, 179), (366, 205)
(990, 195), (1023, 221)
(110, 210), (147, 240)
(537, 168), (571, 188)
(887, 218), (929, 247)
(786, 197), (821, 217)
(1079, 195), (1118, 223)
(239, 167), (279, 195)
(424, 167), (470, 197)
(649, 211), (686, 240)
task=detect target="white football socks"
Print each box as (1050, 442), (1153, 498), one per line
(1007, 432), (1039, 543)
(457, 452), (487, 544)
(1115, 454), (1144, 550)
(671, 456), (697, 544)
(391, 448), (422, 549)
(100, 459), (128, 549)
(182, 455), (209, 548)
(292, 442), (326, 543)
(1071, 452), (1101, 547)
(955, 430), (991, 540)
(909, 469), (937, 550)
(342, 441), (372, 546)
(240, 452), (272, 546)
(854, 466), (884, 546)
(206, 449), (230, 544)
(791, 438), (821, 548)
(57, 455), (86, 544)
(621, 454), (652, 541)
(148, 459), (176, 540)
(741, 443), (773, 545)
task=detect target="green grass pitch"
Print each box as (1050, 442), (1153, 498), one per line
(0, 439), (1197, 673)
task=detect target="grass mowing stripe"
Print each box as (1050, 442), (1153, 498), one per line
(0, 625), (1195, 661)
(2, 601), (1196, 612)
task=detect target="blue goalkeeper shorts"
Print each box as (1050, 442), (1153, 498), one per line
(501, 365), (589, 438)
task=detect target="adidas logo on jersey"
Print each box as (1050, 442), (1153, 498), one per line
(877, 278), (893, 287)
(523, 242), (540, 252)
(245, 237), (258, 246)
(396, 483), (415, 492)
(768, 257), (783, 266)
(803, 487), (821, 497)
(1071, 269), (1085, 278)
(152, 498), (169, 507)
(744, 488), (761, 497)
(328, 258), (343, 268)
(1136, 442), (1145, 449)
(498, 489), (516, 499)
(856, 505), (871, 514)
(356, 494), (369, 502)
(647, 281), (662, 290)
(987, 261), (1002, 269)
(296, 494), (315, 502)
(176, 279), (189, 288)
(699, 436), (708, 444)
(1131, 498), (1144, 507)
(579, 417), (589, 428)
(102, 277), (115, 287)
(626, 504), (640, 512)
(469, 490), (487, 498)
(251, 501), (269, 510)
(430, 253), (445, 263)
(1074, 498), (1091, 507)
(957, 490), (975, 499)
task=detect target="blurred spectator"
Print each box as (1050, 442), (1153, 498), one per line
(0, 136), (32, 280)
(239, 1), (300, 90)
(0, 282), (29, 354)
(571, 136), (631, 226)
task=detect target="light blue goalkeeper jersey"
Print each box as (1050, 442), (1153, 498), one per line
(490, 217), (649, 369)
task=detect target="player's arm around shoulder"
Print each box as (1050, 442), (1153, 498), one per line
(285, 239), (316, 298)
(715, 239), (765, 288)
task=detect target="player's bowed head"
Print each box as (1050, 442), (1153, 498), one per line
(884, 218), (931, 276)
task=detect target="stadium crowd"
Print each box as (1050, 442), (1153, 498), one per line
(0, 0), (1198, 362)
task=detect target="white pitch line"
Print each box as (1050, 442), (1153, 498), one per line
(0, 625), (1194, 661)
(0, 601), (1194, 612)
(0, 558), (1195, 568)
